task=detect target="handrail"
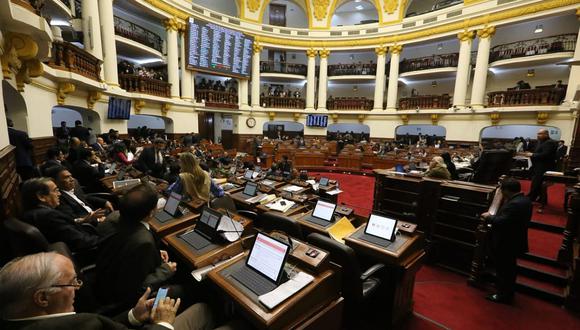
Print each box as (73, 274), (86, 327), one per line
(260, 96), (305, 109)
(114, 16), (164, 53)
(195, 89), (239, 109)
(487, 87), (566, 107)
(490, 33), (577, 63)
(260, 61), (307, 75)
(119, 73), (171, 97)
(48, 41), (102, 81)
(328, 63), (377, 76)
(327, 97), (373, 110)
(400, 53), (459, 73)
(399, 94), (451, 110)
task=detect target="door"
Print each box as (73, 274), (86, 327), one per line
(197, 112), (215, 142)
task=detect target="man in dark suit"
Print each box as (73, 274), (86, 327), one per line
(96, 184), (178, 310)
(69, 120), (90, 143)
(7, 119), (35, 181)
(525, 129), (558, 203)
(135, 139), (167, 178)
(0, 252), (216, 330)
(46, 166), (113, 221)
(71, 148), (106, 193)
(556, 140), (568, 171)
(39, 147), (69, 176)
(20, 178), (101, 253)
(481, 178), (532, 304)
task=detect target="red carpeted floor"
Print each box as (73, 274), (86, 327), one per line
(310, 171), (579, 329)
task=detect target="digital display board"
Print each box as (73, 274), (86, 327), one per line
(187, 17), (253, 78)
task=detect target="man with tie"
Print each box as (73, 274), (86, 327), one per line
(135, 138), (167, 178)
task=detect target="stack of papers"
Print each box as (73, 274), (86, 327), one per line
(245, 194), (267, 204)
(328, 217), (356, 243)
(265, 198), (295, 213)
(325, 189), (343, 195)
(258, 272), (314, 309)
(260, 179), (275, 186)
(258, 194), (278, 205)
(217, 216), (244, 242)
(283, 185), (303, 192)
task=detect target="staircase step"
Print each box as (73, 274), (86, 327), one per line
(516, 274), (566, 305)
(521, 252), (562, 267)
(529, 220), (564, 234)
(517, 259), (569, 286)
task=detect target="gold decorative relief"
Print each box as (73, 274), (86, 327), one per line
(1, 33), (43, 91)
(357, 114), (365, 123)
(87, 91), (102, 109)
(375, 46), (388, 56)
(306, 48), (318, 58)
(477, 26), (496, 39)
(331, 113), (339, 123)
(293, 113), (301, 121)
(490, 112), (500, 125)
(268, 111), (276, 121)
(384, 0), (399, 14)
(401, 114), (409, 124)
(313, 0), (331, 21)
(164, 17), (181, 31)
(57, 82), (76, 105)
(431, 114), (439, 125)
(161, 103), (171, 116)
(247, 0), (261, 12)
(390, 44), (403, 55)
(252, 42), (263, 54)
(537, 112), (549, 124)
(319, 49), (330, 58)
(134, 100), (146, 114)
(458, 30), (475, 42)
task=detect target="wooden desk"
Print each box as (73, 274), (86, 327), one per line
(277, 184), (311, 195)
(345, 226), (425, 325)
(256, 202), (309, 217)
(150, 211), (200, 237)
(208, 254), (341, 329)
(294, 210), (354, 236)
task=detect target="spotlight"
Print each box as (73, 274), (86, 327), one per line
(534, 24), (543, 34)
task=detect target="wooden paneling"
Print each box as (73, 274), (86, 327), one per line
(232, 134), (256, 154)
(0, 145), (20, 218)
(31, 137), (57, 165)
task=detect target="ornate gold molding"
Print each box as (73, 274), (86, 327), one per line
(134, 99), (146, 114)
(319, 49), (330, 58)
(458, 30), (475, 42)
(293, 112), (301, 121)
(1, 33), (43, 91)
(161, 103), (171, 116)
(313, 0), (331, 21)
(331, 113), (339, 123)
(306, 48), (318, 58)
(384, 0), (399, 15)
(268, 111), (276, 121)
(357, 114), (365, 123)
(431, 114), (439, 125)
(375, 45), (388, 56)
(57, 82), (76, 105)
(401, 114), (409, 124)
(87, 91), (102, 109)
(164, 17), (182, 32)
(477, 26), (496, 39)
(537, 112), (549, 124)
(247, 0), (261, 13)
(390, 44), (403, 55)
(490, 112), (500, 125)
(252, 42), (263, 54)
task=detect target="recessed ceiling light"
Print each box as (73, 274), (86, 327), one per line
(355, 5), (364, 10)
(354, 0), (362, 2)
(534, 24), (543, 34)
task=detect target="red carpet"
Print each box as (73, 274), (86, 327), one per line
(310, 171), (375, 217)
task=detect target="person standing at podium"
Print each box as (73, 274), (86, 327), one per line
(481, 178), (532, 304)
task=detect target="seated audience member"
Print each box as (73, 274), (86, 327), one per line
(96, 184), (178, 309)
(0, 252), (219, 330)
(166, 152), (212, 202)
(441, 152), (459, 180)
(71, 148), (106, 193)
(67, 137), (82, 165)
(112, 142), (133, 165)
(135, 139), (167, 178)
(278, 155), (293, 178)
(40, 147), (69, 176)
(424, 156), (451, 180)
(21, 178), (101, 252)
(46, 166), (113, 222)
(92, 137), (108, 157)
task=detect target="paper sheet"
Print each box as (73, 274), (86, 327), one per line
(325, 189), (343, 195)
(258, 272), (314, 309)
(266, 198), (295, 213)
(283, 185), (303, 192)
(217, 216), (244, 242)
(190, 252), (244, 282)
(328, 217), (356, 243)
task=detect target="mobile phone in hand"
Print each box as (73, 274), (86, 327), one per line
(153, 287), (169, 309)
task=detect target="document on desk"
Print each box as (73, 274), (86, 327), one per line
(217, 216), (243, 242)
(283, 185), (303, 192)
(266, 198), (295, 213)
(325, 188), (343, 195)
(191, 252), (245, 282)
(245, 194), (267, 204)
(258, 272), (314, 309)
(260, 179), (275, 187)
(328, 217), (356, 243)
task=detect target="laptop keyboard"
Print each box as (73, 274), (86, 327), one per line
(359, 233), (392, 248)
(180, 231), (211, 250)
(232, 266), (277, 296)
(154, 211), (174, 223)
(303, 215), (332, 228)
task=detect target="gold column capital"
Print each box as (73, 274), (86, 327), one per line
(401, 114), (409, 124)
(134, 99), (146, 114)
(306, 48), (318, 58)
(537, 112), (549, 124)
(458, 30), (475, 42)
(477, 26), (496, 39)
(252, 42), (263, 54)
(389, 44), (403, 55)
(375, 46), (388, 56)
(163, 17), (181, 31)
(319, 49), (330, 58)
(490, 112), (500, 125)
(431, 114), (439, 125)
(161, 103), (171, 116)
(331, 113), (339, 123)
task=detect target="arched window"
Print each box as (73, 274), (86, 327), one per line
(331, 0), (379, 27)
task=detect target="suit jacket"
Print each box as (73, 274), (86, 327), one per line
(72, 160), (105, 193)
(135, 147), (163, 177)
(557, 144), (568, 159)
(22, 206), (100, 252)
(39, 159), (62, 176)
(531, 139), (558, 174)
(70, 126), (90, 142)
(488, 193), (532, 255)
(56, 181), (107, 219)
(0, 312), (166, 330)
(8, 128), (33, 167)
(96, 222), (173, 309)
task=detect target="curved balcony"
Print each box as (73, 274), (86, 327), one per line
(195, 89), (239, 109)
(261, 96), (305, 109)
(328, 63), (377, 76)
(260, 61), (307, 75)
(47, 41), (102, 81)
(114, 16), (164, 55)
(399, 53), (460, 81)
(327, 97), (373, 110)
(119, 74), (171, 98)
(399, 94), (451, 110)
(489, 34), (577, 68)
(487, 86), (566, 107)
(10, 0), (42, 15)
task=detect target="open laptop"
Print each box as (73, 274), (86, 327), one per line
(153, 192), (182, 223)
(231, 232), (290, 296)
(319, 177), (329, 187)
(244, 169), (254, 180)
(359, 213), (398, 247)
(179, 207), (221, 250)
(241, 182), (259, 200)
(302, 200), (337, 227)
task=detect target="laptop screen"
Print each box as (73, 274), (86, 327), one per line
(246, 232), (290, 282)
(199, 207), (221, 229)
(244, 169), (253, 180)
(230, 166), (237, 175)
(164, 192), (182, 215)
(243, 182), (258, 196)
(395, 164), (405, 173)
(364, 213), (398, 241)
(312, 200), (336, 222)
(319, 177), (329, 186)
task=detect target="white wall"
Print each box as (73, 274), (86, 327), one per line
(327, 81), (375, 98)
(396, 125), (446, 136)
(327, 51), (376, 65)
(491, 15), (579, 47)
(128, 114), (166, 129)
(3, 80), (29, 132)
(191, 0), (239, 17)
(263, 120), (304, 132)
(481, 125), (561, 140)
(331, 9), (378, 27)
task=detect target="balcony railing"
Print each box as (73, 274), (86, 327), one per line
(119, 74), (171, 97)
(260, 61), (307, 75)
(489, 34), (577, 63)
(400, 53), (459, 73)
(11, 0), (42, 15)
(399, 94), (451, 110)
(328, 63), (377, 76)
(114, 16), (164, 53)
(487, 86), (566, 107)
(405, 0), (462, 17)
(261, 96), (305, 109)
(48, 41), (102, 81)
(327, 97), (373, 110)
(195, 89), (239, 109)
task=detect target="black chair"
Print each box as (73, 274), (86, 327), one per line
(210, 195), (257, 221)
(306, 233), (386, 327)
(2, 217), (72, 259)
(470, 149), (514, 185)
(258, 211), (303, 240)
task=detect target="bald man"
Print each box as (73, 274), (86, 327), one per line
(525, 129), (558, 203)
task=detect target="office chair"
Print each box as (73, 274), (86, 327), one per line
(210, 195), (257, 221)
(258, 211), (303, 240)
(2, 217), (72, 259)
(470, 149), (514, 185)
(306, 233), (386, 327)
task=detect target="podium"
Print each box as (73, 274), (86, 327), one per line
(345, 226), (425, 325)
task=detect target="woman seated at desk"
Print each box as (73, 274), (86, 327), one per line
(424, 156), (452, 180)
(167, 152), (213, 202)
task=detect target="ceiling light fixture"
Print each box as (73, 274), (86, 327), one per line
(437, 43), (443, 50)
(355, 5), (364, 10)
(534, 24), (543, 34)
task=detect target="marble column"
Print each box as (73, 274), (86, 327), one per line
(98, 0), (118, 85)
(317, 49), (330, 110)
(251, 43), (262, 107)
(564, 22), (580, 107)
(470, 26), (496, 109)
(179, 27), (192, 100)
(453, 30), (475, 108)
(239, 78), (249, 109)
(373, 45), (387, 110)
(386, 45), (403, 110)
(164, 18), (181, 98)
(81, 0), (103, 60)
(306, 48), (318, 111)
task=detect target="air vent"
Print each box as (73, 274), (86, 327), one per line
(297, 31), (308, 36)
(262, 26), (274, 32)
(280, 29), (291, 34)
(229, 18), (240, 25)
(191, 5), (203, 13)
(402, 22), (416, 28)
(366, 28), (378, 34)
(447, 10), (462, 18)
(348, 30), (360, 35)
(423, 17), (437, 24)
(498, 0), (518, 4)
(330, 31), (342, 36)
(209, 13), (221, 20)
